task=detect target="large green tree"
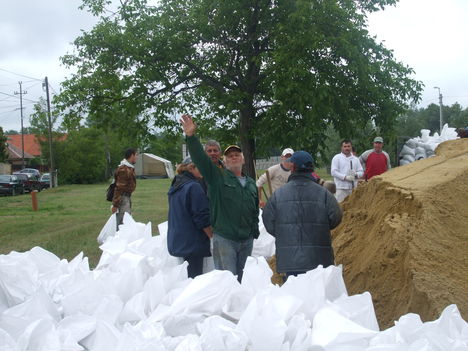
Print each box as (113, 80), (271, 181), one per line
(57, 0), (422, 177)
(29, 97), (60, 136)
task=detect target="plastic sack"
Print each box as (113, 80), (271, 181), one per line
(311, 307), (378, 347)
(252, 212), (276, 259)
(405, 139), (418, 149)
(237, 288), (302, 351)
(97, 214), (117, 244)
(198, 315), (248, 351)
(401, 154), (415, 163)
(241, 256), (273, 297)
(399, 145), (415, 157)
(421, 129), (430, 142)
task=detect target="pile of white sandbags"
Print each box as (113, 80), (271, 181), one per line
(399, 124), (459, 166)
(1, 214), (467, 351)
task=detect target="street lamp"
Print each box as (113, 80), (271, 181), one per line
(433, 87), (443, 133)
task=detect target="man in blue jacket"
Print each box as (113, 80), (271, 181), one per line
(262, 151), (342, 280)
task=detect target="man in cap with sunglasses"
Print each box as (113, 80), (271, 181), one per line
(180, 114), (259, 282)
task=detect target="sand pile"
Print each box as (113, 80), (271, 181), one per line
(332, 138), (468, 329)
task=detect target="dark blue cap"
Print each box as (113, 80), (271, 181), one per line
(287, 151), (314, 169)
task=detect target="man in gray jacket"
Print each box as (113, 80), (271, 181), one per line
(262, 151), (342, 280)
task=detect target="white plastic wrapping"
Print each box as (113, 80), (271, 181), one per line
(0, 214), (466, 350)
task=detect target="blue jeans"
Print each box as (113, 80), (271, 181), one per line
(212, 234), (253, 282)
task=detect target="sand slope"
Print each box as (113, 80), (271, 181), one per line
(332, 138), (468, 328)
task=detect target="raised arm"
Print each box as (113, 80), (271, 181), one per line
(180, 114), (219, 185)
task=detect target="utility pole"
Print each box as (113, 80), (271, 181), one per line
(14, 82), (27, 169)
(434, 86), (443, 133)
(44, 77), (55, 188)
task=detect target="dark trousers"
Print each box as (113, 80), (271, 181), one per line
(184, 255), (205, 278)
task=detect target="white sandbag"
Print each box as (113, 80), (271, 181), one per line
(281, 266), (347, 321)
(2, 287), (60, 323)
(237, 288), (302, 351)
(415, 147), (426, 160)
(252, 212), (276, 259)
(0, 253), (40, 307)
(328, 292), (379, 331)
(322, 265), (348, 302)
(399, 145), (415, 157)
(115, 321), (166, 351)
(57, 314), (96, 344)
(0, 328), (17, 351)
(241, 256), (273, 297)
(198, 315), (248, 351)
(97, 214), (117, 244)
(402, 154), (415, 163)
(119, 292), (147, 324)
(164, 270), (240, 317)
(311, 307), (378, 347)
(173, 334), (202, 351)
(283, 314), (313, 351)
(405, 139), (418, 149)
(16, 318), (60, 351)
(80, 320), (121, 351)
(399, 160), (410, 166)
(420, 129), (430, 142)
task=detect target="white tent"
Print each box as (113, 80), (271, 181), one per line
(134, 153), (174, 179)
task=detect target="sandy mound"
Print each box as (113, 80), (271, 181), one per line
(332, 138), (468, 329)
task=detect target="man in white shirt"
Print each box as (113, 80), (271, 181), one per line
(331, 140), (364, 203)
(257, 148), (294, 208)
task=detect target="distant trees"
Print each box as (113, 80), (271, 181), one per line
(0, 127), (7, 162)
(395, 103), (468, 138)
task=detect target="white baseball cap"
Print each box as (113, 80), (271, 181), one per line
(281, 148), (294, 157)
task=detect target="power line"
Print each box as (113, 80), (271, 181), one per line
(0, 91), (38, 104)
(24, 81), (42, 90)
(0, 68), (42, 82)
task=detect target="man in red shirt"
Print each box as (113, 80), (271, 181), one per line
(359, 137), (391, 180)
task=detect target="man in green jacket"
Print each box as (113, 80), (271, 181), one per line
(180, 114), (259, 282)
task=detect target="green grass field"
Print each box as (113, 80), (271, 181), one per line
(0, 168), (331, 267)
(0, 179), (172, 267)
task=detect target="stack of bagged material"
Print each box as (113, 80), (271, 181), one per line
(0, 214), (467, 350)
(399, 124), (459, 165)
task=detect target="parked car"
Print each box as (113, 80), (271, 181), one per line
(13, 173), (42, 192)
(19, 168), (41, 179)
(40, 173), (51, 189)
(0, 175), (25, 196)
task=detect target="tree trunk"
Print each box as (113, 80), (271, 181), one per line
(240, 104), (256, 179)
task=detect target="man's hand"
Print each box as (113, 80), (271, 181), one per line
(259, 200), (266, 209)
(111, 206), (118, 214)
(347, 169), (356, 178)
(203, 226), (213, 239)
(180, 114), (197, 136)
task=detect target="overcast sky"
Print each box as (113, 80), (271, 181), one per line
(1, 0), (467, 132)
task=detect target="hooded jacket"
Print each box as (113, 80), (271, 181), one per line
(167, 172), (211, 258)
(262, 172), (342, 273)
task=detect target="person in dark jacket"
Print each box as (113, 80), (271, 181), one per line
(262, 151), (343, 280)
(168, 157), (213, 278)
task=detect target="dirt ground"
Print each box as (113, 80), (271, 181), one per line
(332, 138), (468, 329)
